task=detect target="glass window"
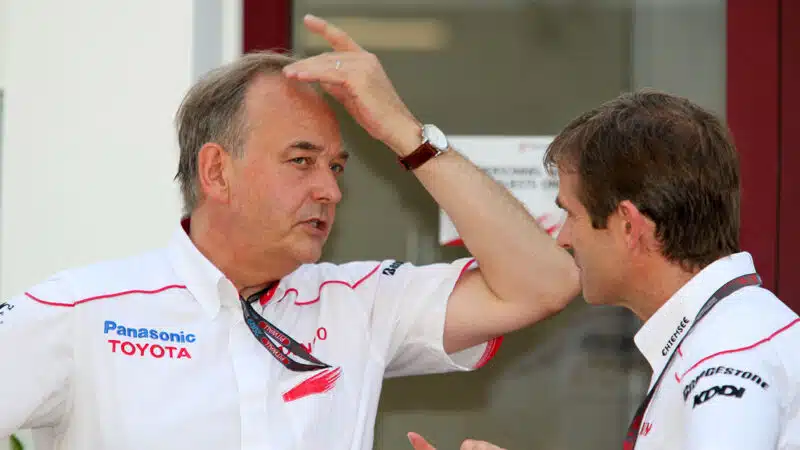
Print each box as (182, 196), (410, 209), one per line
(293, 1), (726, 448)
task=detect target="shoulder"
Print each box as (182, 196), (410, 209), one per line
(276, 258), (476, 305)
(274, 260), (386, 304)
(687, 286), (797, 355)
(283, 258), (475, 288)
(284, 260), (385, 287)
(25, 248), (181, 308)
(677, 286), (799, 385)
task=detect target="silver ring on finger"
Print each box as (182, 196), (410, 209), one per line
(335, 59), (342, 70)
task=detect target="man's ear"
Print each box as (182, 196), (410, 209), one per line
(616, 200), (655, 252)
(196, 143), (232, 204)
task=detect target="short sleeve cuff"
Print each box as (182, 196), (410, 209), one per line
(384, 257), (504, 378)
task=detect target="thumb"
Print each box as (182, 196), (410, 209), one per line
(407, 432), (437, 450)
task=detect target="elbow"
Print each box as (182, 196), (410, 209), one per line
(540, 258), (581, 314)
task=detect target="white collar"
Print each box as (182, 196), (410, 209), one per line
(633, 252), (758, 377)
(167, 220), (239, 318)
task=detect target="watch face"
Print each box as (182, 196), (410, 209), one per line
(423, 124), (448, 150)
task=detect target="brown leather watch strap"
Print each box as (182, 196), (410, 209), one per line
(398, 142), (440, 171)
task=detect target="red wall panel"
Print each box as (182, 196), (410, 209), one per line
(243, 0), (292, 53)
(778, 0), (800, 310)
(727, 0), (781, 292)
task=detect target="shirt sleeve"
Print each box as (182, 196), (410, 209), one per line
(362, 257), (501, 378)
(0, 274), (74, 437)
(678, 350), (782, 450)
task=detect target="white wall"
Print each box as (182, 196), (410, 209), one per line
(0, 0), (241, 300)
(0, 0), (240, 447)
(0, 0), (8, 89)
(1, 0), (189, 298)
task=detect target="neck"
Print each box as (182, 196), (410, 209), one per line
(187, 210), (296, 298)
(621, 259), (700, 322)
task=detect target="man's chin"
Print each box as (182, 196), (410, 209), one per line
(580, 289), (603, 305)
(292, 244), (325, 265)
(582, 288), (620, 307)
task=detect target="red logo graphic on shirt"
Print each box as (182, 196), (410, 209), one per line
(279, 327), (328, 357)
(282, 367), (342, 403)
(640, 421), (653, 436)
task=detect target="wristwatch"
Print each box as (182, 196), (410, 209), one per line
(398, 124), (449, 171)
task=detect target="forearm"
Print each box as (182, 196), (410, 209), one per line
(390, 123), (579, 311)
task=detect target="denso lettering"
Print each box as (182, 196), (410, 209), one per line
(277, 327), (328, 357)
(382, 261), (403, 276)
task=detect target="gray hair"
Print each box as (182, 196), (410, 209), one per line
(174, 51), (298, 215)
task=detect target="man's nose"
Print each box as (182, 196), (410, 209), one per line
(311, 168), (342, 204)
(556, 224), (572, 251)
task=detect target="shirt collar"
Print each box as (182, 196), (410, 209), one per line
(633, 252), (757, 376)
(167, 219), (239, 318)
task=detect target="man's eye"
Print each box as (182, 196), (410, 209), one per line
(331, 163), (345, 174)
(291, 157), (311, 166)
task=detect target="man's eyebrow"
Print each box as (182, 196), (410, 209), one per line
(289, 141), (323, 151)
(288, 141), (349, 160)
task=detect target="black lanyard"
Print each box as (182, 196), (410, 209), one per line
(623, 273), (761, 450)
(240, 287), (331, 372)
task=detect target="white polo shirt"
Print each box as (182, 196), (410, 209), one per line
(0, 222), (501, 450)
(632, 252), (800, 450)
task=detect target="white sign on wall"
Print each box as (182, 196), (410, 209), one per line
(439, 135), (563, 246)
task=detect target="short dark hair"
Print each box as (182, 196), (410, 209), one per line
(544, 90), (740, 271)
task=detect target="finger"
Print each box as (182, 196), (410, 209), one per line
(283, 53), (353, 85)
(407, 432), (437, 450)
(303, 14), (364, 52)
(461, 440), (505, 450)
